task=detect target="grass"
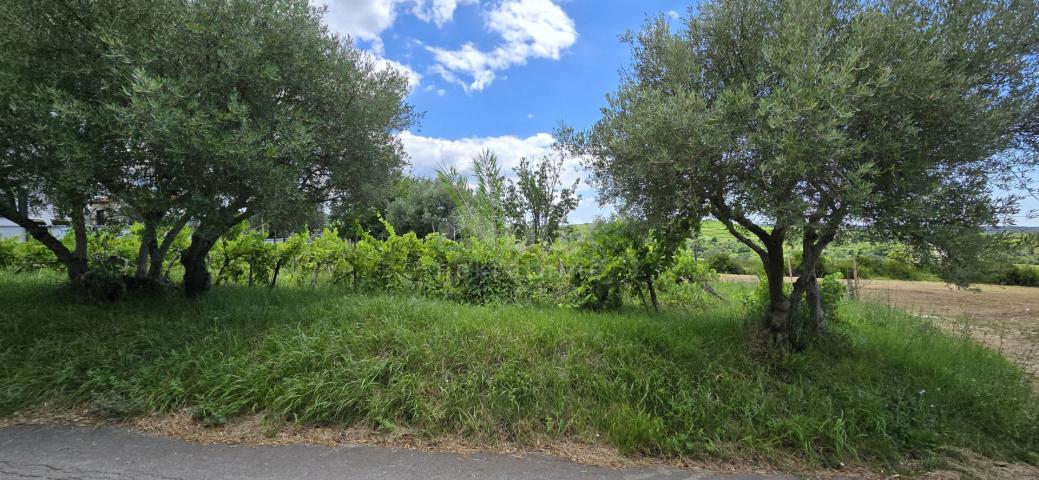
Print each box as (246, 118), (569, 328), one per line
(0, 270), (1037, 469)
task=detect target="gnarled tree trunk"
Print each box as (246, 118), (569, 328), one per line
(181, 233), (216, 296)
(135, 220), (158, 280)
(0, 198), (89, 283)
(761, 243), (792, 343)
(148, 212), (191, 281)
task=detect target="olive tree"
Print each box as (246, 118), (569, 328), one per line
(151, 0), (415, 295)
(386, 178), (460, 238)
(1, 0), (414, 294)
(571, 0), (1038, 345)
(1, 0), (213, 285)
(0, 0), (121, 282)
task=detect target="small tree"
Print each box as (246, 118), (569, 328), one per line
(504, 153), (581, 245)
(437, 150), (510, 240)
(571, 0), (1038, 346)
(0, 0), (117, 282)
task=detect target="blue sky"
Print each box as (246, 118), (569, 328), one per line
(318, 0), (1038, 226)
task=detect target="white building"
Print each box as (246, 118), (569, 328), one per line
(1, 205), (70, 240)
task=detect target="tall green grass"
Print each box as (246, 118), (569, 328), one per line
(0, 271), (1036, 467)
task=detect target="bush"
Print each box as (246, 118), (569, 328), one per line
(453, 244), (517, 304)
(831, 255), (930, 281)
(707, 252), (746, 274)
(0, 238), (17, 269)
(999, 264), (1039, 287)
(819, 272), (847, 321)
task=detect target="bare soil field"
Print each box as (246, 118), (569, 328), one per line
(721, 275), (1039, 382)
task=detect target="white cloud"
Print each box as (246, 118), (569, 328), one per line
(318, 0), (397, 43)
(409, 0), (477, 26)
(315, 0), (478, 91)
(401, 130), (556, 173)
(428, 0), (577, 92)
(667, 10), (680, 20)
(317, 0), (472, 40)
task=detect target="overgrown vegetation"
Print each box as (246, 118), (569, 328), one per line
(0, 272), (1036, 468)
(0, 219), (722, 310)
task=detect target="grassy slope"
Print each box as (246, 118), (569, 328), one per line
(0, 271), (1036, 468)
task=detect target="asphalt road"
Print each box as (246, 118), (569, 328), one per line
(0, 424), (800, 480)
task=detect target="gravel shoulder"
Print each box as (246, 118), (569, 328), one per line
(0, 424), (797, 480)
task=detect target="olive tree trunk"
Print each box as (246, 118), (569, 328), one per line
(0, 199), (89, 282)
(134, 220), (158, 280)
(181, 233), (216, 296)
(148, 212), (191, 281)
(761, 242), (792, 342)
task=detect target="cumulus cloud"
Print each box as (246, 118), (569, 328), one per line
(315, 0), (477, 90)
(317, 0), (472, 40)
(409, 0), (477, 26)
(318, 0), (397, 44)
(427, 0), (577, 92)
(400, 130), (556, 173)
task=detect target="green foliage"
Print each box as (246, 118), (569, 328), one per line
(1, 0), (414, 288)
(504, 154), (581, 245)
(211, 223), (277, 287)
(818, 273), (848, 319)
(707, 252), (747, 275)
(0, 238), (16, 269)
(437, 150), (510, 241)
(451, 240), (518, 304)
(998, 264), (1039, 287)
(385, 177), (460, 239)
(1, 273), (1036, 467)
(569, 0), (1039, 339)
(10, 238), (60, 272)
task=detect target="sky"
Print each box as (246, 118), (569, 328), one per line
(316, 0), (1038, 226)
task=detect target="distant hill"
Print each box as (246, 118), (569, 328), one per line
(988, 226), (1039, 234)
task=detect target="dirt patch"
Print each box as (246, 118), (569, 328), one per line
(721, 275), (1039, 383)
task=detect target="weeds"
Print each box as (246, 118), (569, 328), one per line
(0, 271), (1036, 468)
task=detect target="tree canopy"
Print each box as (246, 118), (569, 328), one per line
(570, 0), (1039, 345)
(0, 0), (415, 293)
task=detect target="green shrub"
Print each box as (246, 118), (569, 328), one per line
(831, 256), (930, 281)
(454, 254), (517, 304)
(819, 272), (847, 322)
(12, 238), (60, 271)
(999, 264), (1039, 287)
(707, 252), (746, 274)
(0, 238), (17, 269)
